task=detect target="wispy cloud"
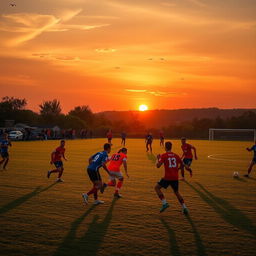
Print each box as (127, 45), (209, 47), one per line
(95, 48), (116, 53)
(0, 9), (110, 46)
(125, 88), (182, 97)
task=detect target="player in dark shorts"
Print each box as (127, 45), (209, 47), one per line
(0, 133), (12, 170)
(82, 143), (111, 205)
(145, 133), (153, 152)
(47, 140), (67, 182)
(159, 131), (164, 147)
(155, 141), (188, 214)
(181, 137), (197, 178)
(244, 140), (256, 177)
(121, 132), (126, 146)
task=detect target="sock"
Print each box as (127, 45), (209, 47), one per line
(58, 169), (63, 178)
(182, 203), (186, 209)
(158, 194), (165, 201)
(116, 180), (123, 191)
(94, 190), (98, 200)
(107, 180), (115, 186)
(87, 186), (97, 196)
(162, 199), (167, 205)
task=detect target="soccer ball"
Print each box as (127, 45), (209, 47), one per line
(233, 171), (239, 178)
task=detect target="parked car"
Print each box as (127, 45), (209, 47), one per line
(8, 131), (23, 140)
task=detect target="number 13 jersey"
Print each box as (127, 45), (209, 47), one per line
(158, 152), (182, 181)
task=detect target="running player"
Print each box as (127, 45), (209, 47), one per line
(47, 140), (67, 182)
(181, 137), (197, 177)
(82, 143), (111, 205)
(104, 148), (129, 198)
(0, 133), (12, 170)
(244, 140), (256, 177)
(159, 131), (164, 147)
(155, 141), (188, 214)
(145, 133), (153, 152)
(107, 130), (113, 145)
(121, 132), (127, 146)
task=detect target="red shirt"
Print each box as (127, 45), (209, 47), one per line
(107, 132), (112, 139)
(159, 152), (182, 180)
(53, 146), (65, 162)
(181, 143), (193, 159)
(108, 152), (127, 172)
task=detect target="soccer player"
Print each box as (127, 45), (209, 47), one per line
(47, 140), (67, 182)
(181, 137), (197, 178)
(159, 131), (164, 147)
(145, 133), (153, 152)
(155, 141), (188, 214)
(82, 143), (111, 205)
(0, 133), (12, 170)
(121, 132), (126, 146)
(244, 140), (256, 177)
(104, 148), (129, 198)
(107, 130), (113, 145)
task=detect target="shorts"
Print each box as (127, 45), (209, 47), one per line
(1, 152), (9, 158)
(87, 168), (101, 182)
(158, 179), (179, 192)
(54, 161), (63, 168)
(109, 171), (123, 180)
(183, 158), (192, 166)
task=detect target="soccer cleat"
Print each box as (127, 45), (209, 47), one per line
(244, 174), (249, 178)
(57, 178), (64, 182)
(100, 183), (107, 193)
(94, 200), (104, 205)
(114, 192), (122, 198)
(82, 193), (89, 205)
(160, 203), (169, 213)
(47, 171), (51, 178)
(182, 207), (189, 215)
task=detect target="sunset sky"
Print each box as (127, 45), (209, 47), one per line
(0, 0), (255, 112)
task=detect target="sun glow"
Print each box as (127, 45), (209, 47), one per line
(139, 104), (148, 111)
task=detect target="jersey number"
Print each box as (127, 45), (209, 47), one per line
(111, 154), (120, 161)
(168, 157), (177, 168)
(93, 154), (100, 162)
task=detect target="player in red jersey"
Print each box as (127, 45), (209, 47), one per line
(155, 141), (188, 214)
(103, 148), (129, 198)
(181, 137), (197, 178)
(47, 140), (67, 182)
(106, 130), (113, 145)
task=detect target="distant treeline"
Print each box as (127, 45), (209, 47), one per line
(0, 96), (255, 139)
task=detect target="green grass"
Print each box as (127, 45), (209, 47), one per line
(0, 138), (256, 256)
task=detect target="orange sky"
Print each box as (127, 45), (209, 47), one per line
(0, 0), (255, 112)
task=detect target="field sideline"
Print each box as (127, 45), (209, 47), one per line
(0, 139), (256, 256)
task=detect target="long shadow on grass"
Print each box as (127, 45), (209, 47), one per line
(233, 177), (247, 183)
(53, 198), (118, 256)
(185, 181), (256, 237)
(160, 218), (181, 256)
(0, 182), (57, 215)
(185, 215), (208, 256)
(146, 153), (157, 164)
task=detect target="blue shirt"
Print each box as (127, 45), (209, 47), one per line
(88, 151), (108, 171)
(250, 145), (256, 158)
(0, 140), (10, 153)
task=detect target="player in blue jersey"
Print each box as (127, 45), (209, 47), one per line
(244, 140), (256, 177)
(82, 143), (111, 205)
(0, 133), (12, 170)
(145, 133), (153, 152)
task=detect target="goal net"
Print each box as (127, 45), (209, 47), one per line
(209, 129), (256, 141)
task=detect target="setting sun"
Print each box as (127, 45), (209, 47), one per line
(139, 104), (148, 111)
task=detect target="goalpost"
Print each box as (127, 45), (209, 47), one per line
(209, 128), (256, 141)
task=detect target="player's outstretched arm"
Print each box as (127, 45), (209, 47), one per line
(156, 155), (163, 168)
(246, 147), (252, 151)
(50, 151), (55, 164)
(123, 160), (129, 178)
(192, 146), (198, 160)
(102, 163), (110, 175)
(63, 153), (68, 161)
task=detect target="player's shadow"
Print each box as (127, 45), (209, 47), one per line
(146, 153), (157, 163)
(185, 181), (256, 237)
(185, 215), (208, 256)
(247, 176), (256, 181)
(160, 218), (181, 256)
(0, 182), (57, 215)
(53, 198), (118, 256)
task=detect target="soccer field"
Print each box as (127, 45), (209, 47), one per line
(0, 139), (255, 256)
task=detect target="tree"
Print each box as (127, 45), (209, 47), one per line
(68, 105), (94, 125)
(0, 96), (27, 111)
(39, 99), (62, 116)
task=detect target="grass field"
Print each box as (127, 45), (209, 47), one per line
(0, 138), (256, 256)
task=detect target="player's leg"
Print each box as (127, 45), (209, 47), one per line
(244, 160), (255, 177)
(114, 173), (124, 197)
(171, 181), (189, 214)
(107, 172), (116, 187)
(150, 143), (152, 152)
(155, 180), (169, 212)
(183, 159), (193, 177)
(57, 166), (64, 182)
(3, 156), (9, 170)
